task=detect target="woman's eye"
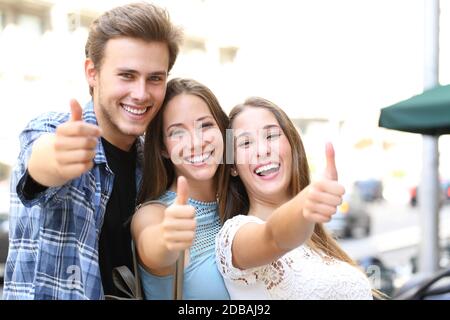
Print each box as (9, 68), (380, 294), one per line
(169, 130), (185, 138)
(238, 139), (252, 148)
(267, 132), (281, 140)
(201, 122), (214, 129)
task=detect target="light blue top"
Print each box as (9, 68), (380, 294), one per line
(139, 190), (230, 300)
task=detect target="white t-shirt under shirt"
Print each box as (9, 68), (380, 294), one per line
(215, 214), (374, 300)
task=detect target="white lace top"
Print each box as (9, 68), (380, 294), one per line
(215, 215), (373, 300)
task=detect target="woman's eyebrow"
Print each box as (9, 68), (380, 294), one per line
(195, 115), (214, 122)
(166, 123), (183, 131)
(263, 124), (280, 130)
(166, 116), (214, 132)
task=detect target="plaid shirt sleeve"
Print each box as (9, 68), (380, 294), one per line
(14, 112), (71, 207)
(4, 106), (106, 300)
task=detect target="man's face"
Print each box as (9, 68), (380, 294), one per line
(87, 37), (169, 150)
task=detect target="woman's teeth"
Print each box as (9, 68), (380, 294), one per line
(188, 151), (213, 164)
(255, 163), (280, 176)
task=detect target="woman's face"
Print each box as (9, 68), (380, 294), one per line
(163, 93), (223, 183)
(232, 107), (292, 202)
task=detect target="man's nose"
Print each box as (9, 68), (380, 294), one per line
(130, 80), (150, 102)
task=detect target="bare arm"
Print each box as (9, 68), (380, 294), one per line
(28, 99), (101, 187)
(131, 203), (179, 275)
(131, 177), (196, 275)
(231, 142), (344, 270)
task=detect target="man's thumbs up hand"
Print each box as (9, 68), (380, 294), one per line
(70, 99), (83, 122)
(162, 176), (197, 252)
(53, 99), (102, 182)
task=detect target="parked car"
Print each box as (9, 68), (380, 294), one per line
(394, 267), (450, 300)
(358, 256), (396, 298)
(409, 179), (450, 207)
(0, 211), (8, 282)
(325, 190), (371, 239)
(354, 179), (383, 202)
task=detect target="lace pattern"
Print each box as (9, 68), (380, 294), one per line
(216, 214), (373, 300)
(216, 215), (268, 285)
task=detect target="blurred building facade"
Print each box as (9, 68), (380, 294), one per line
(0, 0), (449, 199)
(0, 0), (242, 166)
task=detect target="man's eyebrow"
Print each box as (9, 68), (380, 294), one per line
(148, 71), (168, 77)
(116, 68), (138, 74)
(116, 68), (167, 76)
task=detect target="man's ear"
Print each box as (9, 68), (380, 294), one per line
(85, 58), (97, 89)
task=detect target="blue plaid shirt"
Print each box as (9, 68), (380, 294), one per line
(3, 101), (143, 300)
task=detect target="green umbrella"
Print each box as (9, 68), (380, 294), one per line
(379, 83), (449, 277)
(379, 85), (450, 135)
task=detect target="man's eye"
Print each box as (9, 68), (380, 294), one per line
(149, 75), (163, 82)
(119, 73), (133, 80)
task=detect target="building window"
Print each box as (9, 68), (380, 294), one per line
(17, 13), (43, 37)
(182, 37), (206, 54)
(67, 12), (94, 32)
(219, 46), (238, 64)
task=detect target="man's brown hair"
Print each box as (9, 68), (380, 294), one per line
(85, 2), (183, 95)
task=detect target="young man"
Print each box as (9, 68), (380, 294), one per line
(4, 2), (183, 299)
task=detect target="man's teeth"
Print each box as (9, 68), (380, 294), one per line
(188, 152), (212, 164)
(122, 104), (148, 115)
(255, 163), (280, 175)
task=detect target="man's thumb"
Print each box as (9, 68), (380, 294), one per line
(70, 99), (83, 122)
(324, 142), (338, 181)
(175, 176), (189, 205)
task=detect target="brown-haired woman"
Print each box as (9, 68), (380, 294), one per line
(131, 78), (230, 299)
(215, 97), (375, 299)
